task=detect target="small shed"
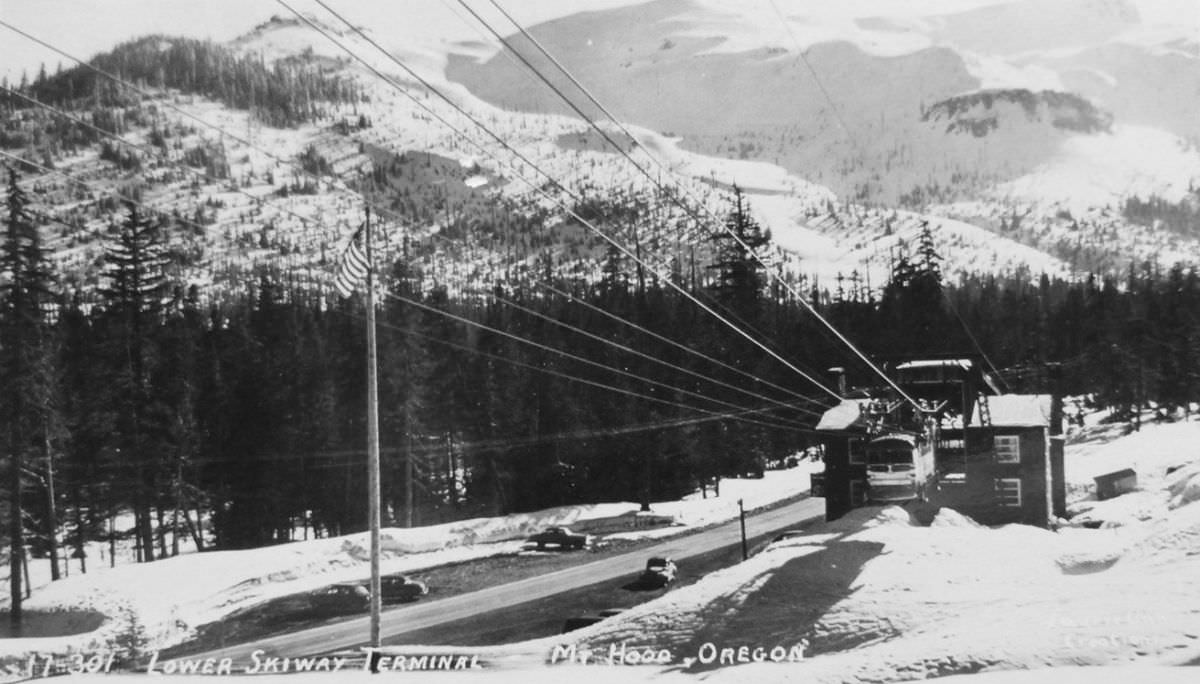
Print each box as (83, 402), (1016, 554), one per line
(1094, 468), (1138, 501)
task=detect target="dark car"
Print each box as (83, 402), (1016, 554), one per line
(639, 557), (677, 587)
(526, 526), (591, 550)
(379, 575), (428, 604)
(310, 583), (369, 614)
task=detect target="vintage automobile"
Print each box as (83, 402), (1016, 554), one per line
(378, 575), (428, 604)
(639, 557), (678, 588)
(526, 526), (591, 550)
(310, 583), (369, 614)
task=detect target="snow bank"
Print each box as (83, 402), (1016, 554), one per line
(0, 460), (816, 659)
(1066, 418), (1200, 492)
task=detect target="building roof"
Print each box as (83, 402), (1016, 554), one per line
(1093, 468), (1137, 484)
(986, 394), (1053, 427)
(895, 359), (974, 370)
(869, 433), (917, 446)
(817, 394), (1056, 430)
(815, 399), (866, 431)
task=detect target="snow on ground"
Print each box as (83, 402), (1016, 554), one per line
(0, 463), (815, 659)
(608, 459), (824, 541)
(10, 415), (1200, 683)
(345, 413), (1200, 682)
(527, 414), (1200, 682)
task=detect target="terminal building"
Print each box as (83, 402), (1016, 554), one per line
(811, 358), (1066, 528)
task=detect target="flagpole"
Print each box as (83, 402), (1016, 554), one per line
(365, 205), (382, 649)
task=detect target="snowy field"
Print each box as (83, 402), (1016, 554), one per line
(0, 461), (821, 660)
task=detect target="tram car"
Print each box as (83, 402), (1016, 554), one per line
(864, 431), (936, 503)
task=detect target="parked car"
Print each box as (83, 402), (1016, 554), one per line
(378, 575), (428, 604)
(310, 583), (369, 614)
(639, 556), (677, 587)
(526, 526), (591, 550)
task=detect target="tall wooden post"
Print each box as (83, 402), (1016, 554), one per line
(738, 498), (748, 561)
(364, 207), (383, 649)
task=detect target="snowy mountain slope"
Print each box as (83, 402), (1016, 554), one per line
(437, 0), (1200, 259)
(10, 0), (1200, 299)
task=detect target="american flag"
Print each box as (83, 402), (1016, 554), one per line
(333, 224), (370, 298)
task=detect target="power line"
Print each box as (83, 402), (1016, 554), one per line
(480, 286), (827, 420)
(532, 281), (831, 409)
(764, 0), (853, 139)
(0, 30), (815, 420)
(0, 149), (222, 242)
(360, 308), (815, 437)
(3, 10), (841, 416)
(466, 0), (826, 367)
(446, 0), (919, 410)
(379, 288), (810, 430)
(295, 0), (843, 402)
(0, 85), (344, 267)
(4, 146), (803, 429)
(0, 17), (424, 257)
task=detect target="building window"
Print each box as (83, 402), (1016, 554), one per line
(995, 478), (1022, 507)
(849, 438), (865, 465)
(850, 480), (868, 506)
(994, 435), (1020, 463)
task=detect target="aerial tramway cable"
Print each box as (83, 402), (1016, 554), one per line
(295, 0), (844, 403)
(449, 0), (922, 409)
(0, 15), (831, 418)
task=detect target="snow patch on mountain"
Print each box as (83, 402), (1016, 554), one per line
(992, 124), (1200, 211)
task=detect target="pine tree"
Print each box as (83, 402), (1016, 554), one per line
(708, 186), (770, 319)
(380, 259), (433, 527)
(1, 168), (53, 626)
(97, 203), (172, 562)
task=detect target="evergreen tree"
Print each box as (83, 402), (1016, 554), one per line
(1, 168), (53, 625)
(708, 186), (770, 319)
(97, 203), (172, 561)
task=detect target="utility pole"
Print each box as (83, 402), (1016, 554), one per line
(738, 499), (748, 561)
(364, 206), (382, 650)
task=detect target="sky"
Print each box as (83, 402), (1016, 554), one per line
(0, 0), (645, 82)
(1, 0), (1194, 83)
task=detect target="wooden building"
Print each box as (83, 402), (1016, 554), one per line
(813, 360), (1066, 528)
(931, 394), (1066, 526)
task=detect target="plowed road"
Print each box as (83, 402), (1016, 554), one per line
(189, 496), (824, 661)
